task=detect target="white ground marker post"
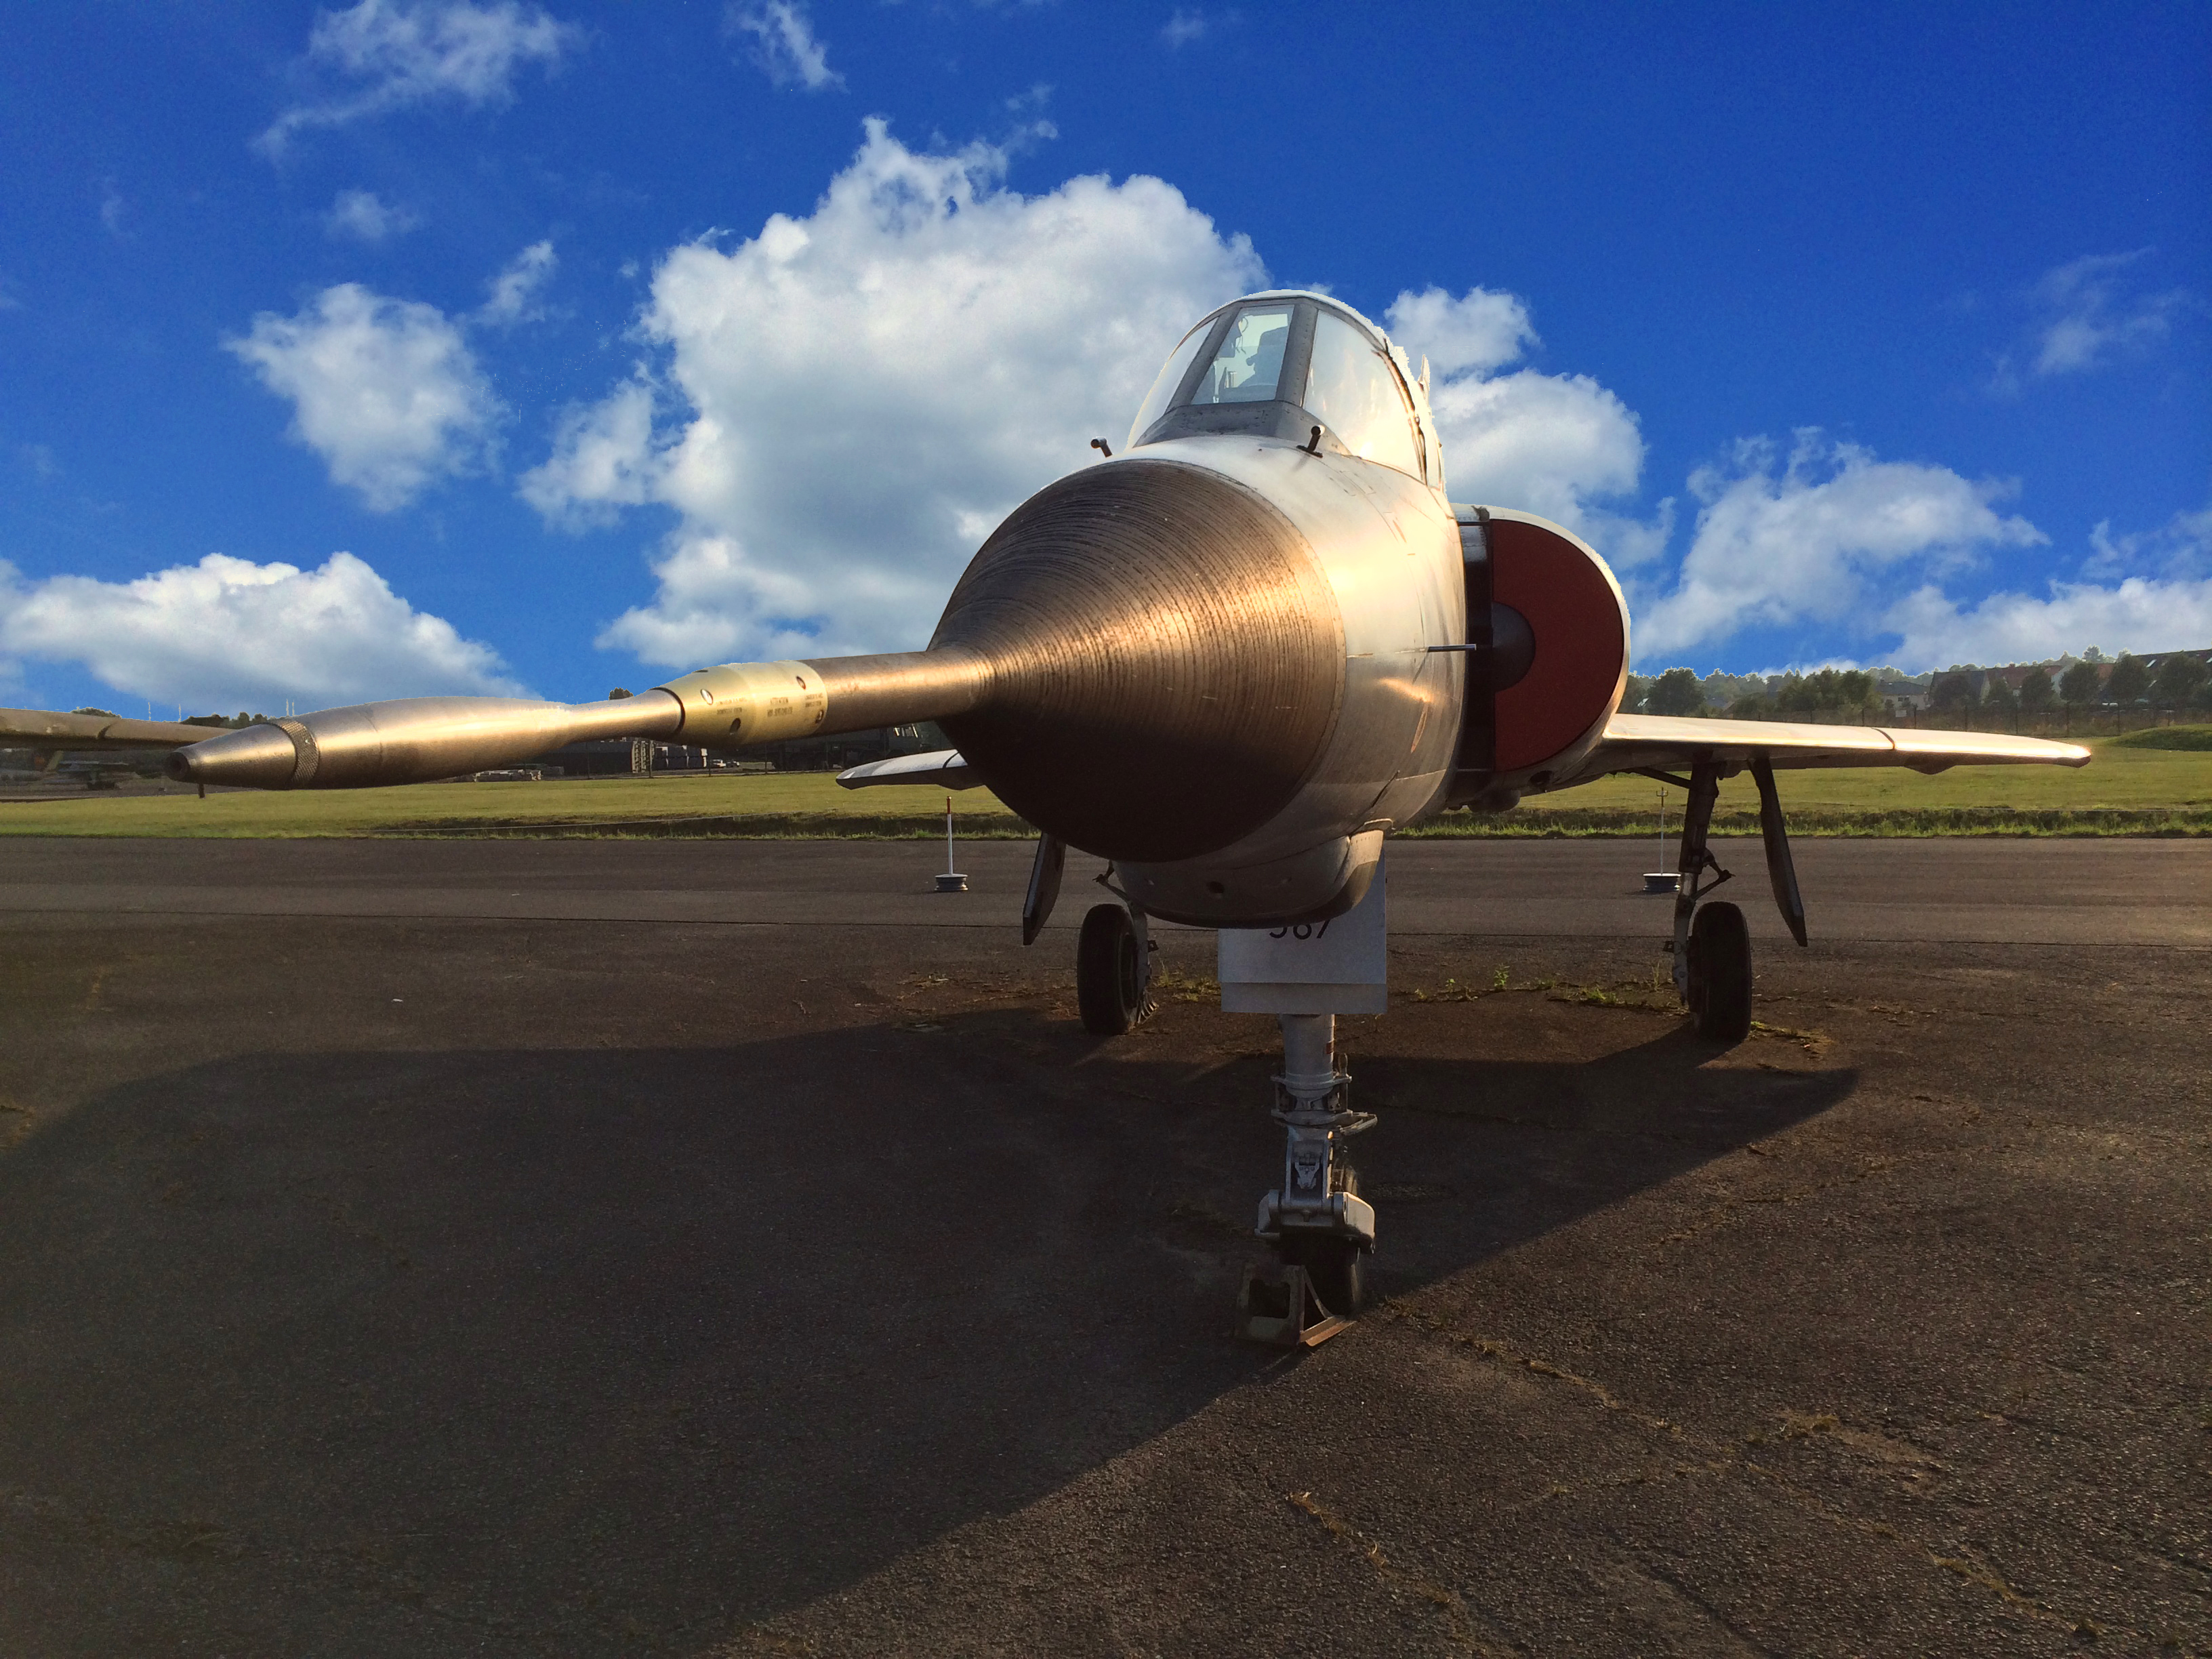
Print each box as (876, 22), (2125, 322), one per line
(1645, 785), (1679, 893)
(935, 793), (968, 893)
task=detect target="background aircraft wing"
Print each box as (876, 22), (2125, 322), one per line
(0, 705), (232, 754)
(835, 748), (983, 790)
(1556, 712), (2091, 786)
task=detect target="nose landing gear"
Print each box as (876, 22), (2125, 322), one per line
(1240, 1012), (1376, 1345)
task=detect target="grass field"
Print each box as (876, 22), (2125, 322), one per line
(1, 732), (2207, 840)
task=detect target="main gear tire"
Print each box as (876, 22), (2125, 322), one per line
(1076, 903), (1145, 1035)
(1688, 900), (1753, 1044)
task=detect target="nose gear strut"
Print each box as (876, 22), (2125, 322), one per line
(1238, 1012), (1376, 1346)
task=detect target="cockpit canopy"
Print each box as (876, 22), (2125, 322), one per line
(1126, 293), (1435, 483)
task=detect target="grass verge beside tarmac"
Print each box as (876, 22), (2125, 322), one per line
(1, 729), (2206, 840)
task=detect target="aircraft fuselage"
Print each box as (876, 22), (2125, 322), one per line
(1022, 433), (1466, 926)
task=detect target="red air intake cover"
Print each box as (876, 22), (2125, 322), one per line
(1489, 515), (1629, 774)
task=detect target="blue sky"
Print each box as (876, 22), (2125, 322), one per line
(2, 1), (2206, 716)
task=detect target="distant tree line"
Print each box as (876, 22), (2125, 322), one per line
(1931, 652), (2209, 721)
(70, 709), (273, 728)
(1622, 649), (2211, 728)
(1623, 666), (1881, 720)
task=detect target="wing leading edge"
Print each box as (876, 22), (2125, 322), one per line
(835, 748), (981, 790)
(0, 705), (232, 754)
(1559, 712), (2091, 787)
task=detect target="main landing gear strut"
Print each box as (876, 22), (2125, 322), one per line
(1660, 756), (1808, 1043)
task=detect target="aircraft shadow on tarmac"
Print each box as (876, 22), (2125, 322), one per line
(0, 1008), (1855, 1652)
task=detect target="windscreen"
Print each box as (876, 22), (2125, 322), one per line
(1125, 323), (1212, 449)
(1188, 306), (1294, 405)
(1304, 310), (1422, 478)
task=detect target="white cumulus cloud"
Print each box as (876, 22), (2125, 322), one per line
(226, 283), (503, 512)
(2084, 501), (2212, 581)
(520, 119), (1263, 667)
(1634, 432), (2046, 660)
(519, 377), (657, 527)
(478, 239), (556, 325)
(1991, 249), (2191, 389)
(325, 187), (420, 242)
(260, 0), (583, 155)
(1160, 9), (1211, 47)
(1388, 285), (1669, 567)
(0, 552), (520, 710)
(1876, 501), (2212, 671)
(1883, 575), (2212, 670)
(1385, 285), (1535, 379)
(727, 1), (842, 91)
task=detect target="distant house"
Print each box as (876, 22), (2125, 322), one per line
(1922, 648), (2211, 707)
(1875, 675), (1930, 712)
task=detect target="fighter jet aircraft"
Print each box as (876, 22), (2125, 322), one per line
(6, 289), (2089, 1335)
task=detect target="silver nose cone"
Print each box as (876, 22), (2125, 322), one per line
(930, 456), (1342, 863)
(165, 723), (301, 788)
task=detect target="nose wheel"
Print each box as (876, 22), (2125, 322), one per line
(1276, 1192), (1367, 1316)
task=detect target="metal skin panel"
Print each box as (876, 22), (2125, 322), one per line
(168, 655), (994, 790)
(657, 661), (830, 746)
(799, 651), (990, 735)
(0, 707), (234, 753)
(663, 655), (990, 747)
(1560, 714), (2091, 786)
(834, 748), (981, 789)
(169, 693), (684, 789)
(1103, 434), (1463, 925)
(931, 455), (1346, 865)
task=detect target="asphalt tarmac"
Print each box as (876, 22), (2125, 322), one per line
(0, 836), (2205, 1656)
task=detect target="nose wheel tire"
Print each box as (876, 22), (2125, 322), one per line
(1687, 900), (1753, 1044)
(1077, 903), (1146, 1035)
(1278, 1232), (1367, 1317)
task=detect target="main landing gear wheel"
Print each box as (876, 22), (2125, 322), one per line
(1076, 903), (1146, 1035)
(1687, 899), (1753, 1044)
